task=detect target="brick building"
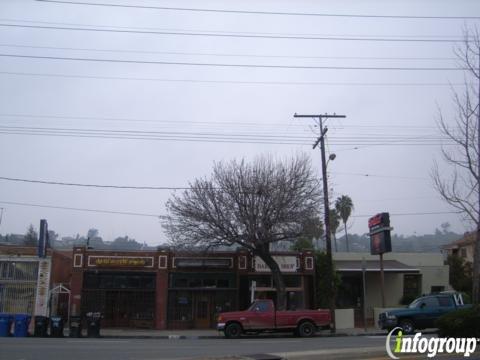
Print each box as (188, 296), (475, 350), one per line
(70, 246), (316, 330)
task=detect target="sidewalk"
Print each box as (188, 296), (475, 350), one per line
(66, 327), (393, 339)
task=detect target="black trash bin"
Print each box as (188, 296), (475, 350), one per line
(86, 312), (101, 338)
(50, 316), (64, 338)
(69, 316), (82, 338)
(34, 316), (49, 337)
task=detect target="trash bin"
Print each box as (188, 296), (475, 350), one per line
(13, 314), (31, 337)
(0, 314), (12, 337)
(50, 316), (64, 338)
(34, 316), (49, 337)
(86, 312), (102, 338)
(69, 316), (82, 338)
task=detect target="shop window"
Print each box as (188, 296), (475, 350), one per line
(173, 278), (188, 288)
(140, 276), (155, 289)
(250, 275), (271, 288)
(113, 275), (129, 289)
(203, 279), (216, 287)
(127, 276), (140, 289)
(217, 279), (230, 288)
(403, 274), (421, 299)
(188, 278), (202, 288)
(284, 276), (301, 288)
(99, 275), (114, 289)
(84, 273), (100, 289)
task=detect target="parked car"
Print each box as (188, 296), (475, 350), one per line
(378, 292), (470, 334)
(216, 299), (331, 338)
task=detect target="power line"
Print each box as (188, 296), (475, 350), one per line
(331, 171), (428, 180)
(0, 70), (468, 87)
(0, 23), (464, 43)
(0, 200), (164, 218)
(0, 53), (465, 71)
(0, 176), (190, 190)
(0, 19), (464, 41)
(0, 128), (456, 146)
(0, 130), (310, 145)
(35, 0), (480, 20)
(0, 200), (461, 219)
(0, 43), (458, 61)
(352, 211), (461, 218)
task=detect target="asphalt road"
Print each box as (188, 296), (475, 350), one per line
(1, 335), (478, 360)
(0, 335), (388, 360)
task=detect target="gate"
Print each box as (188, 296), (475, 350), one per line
(0, 260), (38, 314)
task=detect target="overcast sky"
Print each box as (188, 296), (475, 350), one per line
(0, 0), (479, 245)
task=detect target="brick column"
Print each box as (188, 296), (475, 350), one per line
(155, 271), (168, 329)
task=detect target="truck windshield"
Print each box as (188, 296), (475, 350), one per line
(248, 302), (270, 312)
(408, 299), (422, 308)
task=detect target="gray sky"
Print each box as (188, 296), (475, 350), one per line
(0, 0), (479, 245)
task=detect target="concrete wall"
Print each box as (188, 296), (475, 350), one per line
(333, 252), (451, 321)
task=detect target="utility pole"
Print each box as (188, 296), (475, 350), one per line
(294, 113), (346, 333)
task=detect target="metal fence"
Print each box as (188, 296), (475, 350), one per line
(0, 260), (38, 314)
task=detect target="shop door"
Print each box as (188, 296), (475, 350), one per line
(194, 294), (211, 329)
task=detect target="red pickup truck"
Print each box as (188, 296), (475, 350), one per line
(216, 299), (331, 338)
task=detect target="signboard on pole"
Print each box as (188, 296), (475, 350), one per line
(34, 258), (51, 316)
(38, 219), (49, 258)
(368, 213), (392, 255)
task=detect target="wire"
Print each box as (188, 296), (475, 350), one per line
(0, 23), (464, 43)
(0, 200), (164, 218)
(0, 130), (311, 145)
(35, 0), (480, 20)
(0, 71), (469, 87)
(0, 54), (465, 71)
(0, 19), (465, 40)
(0, 199), (461, 219)
(0, 128), (456, 146)
(351, 211), (461, 218)
(0, 43), (458, 61)
(0, 125), (313, 140)
(0, 176), (190, 190)
(331, 171), (429, 180)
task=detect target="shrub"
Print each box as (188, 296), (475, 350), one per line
(436, 306), (480, 338)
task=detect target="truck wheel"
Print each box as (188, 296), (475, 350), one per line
(399, 319), (414, 335)
(224, 323), (242, 339)
(297, 321), (316, 338)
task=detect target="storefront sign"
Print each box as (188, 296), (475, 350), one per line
(254, 256), (298, 273)
(88, 256), (154, 268)
(34, 259), (51, 316)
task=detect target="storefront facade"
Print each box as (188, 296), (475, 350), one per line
(70, 247), (316, 330)
(0, 245), (72, 318)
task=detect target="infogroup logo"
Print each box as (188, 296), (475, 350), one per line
(385, 327), (478, 359)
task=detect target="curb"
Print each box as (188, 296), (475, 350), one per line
(76, 329), (437, 339)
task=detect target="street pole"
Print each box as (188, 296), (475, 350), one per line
(379, 253), (386, 308)
(361, 257), (367, 332)
(294, 113), (346, 333)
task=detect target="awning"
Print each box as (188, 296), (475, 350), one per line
(334, 260), (419, 273)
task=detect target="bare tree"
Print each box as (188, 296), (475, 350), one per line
(432, 27), (480, 304)
(163, 154), (322, 310)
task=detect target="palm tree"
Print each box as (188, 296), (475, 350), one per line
(329, 208), (340, 252)
(335, 195), (354, 252)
